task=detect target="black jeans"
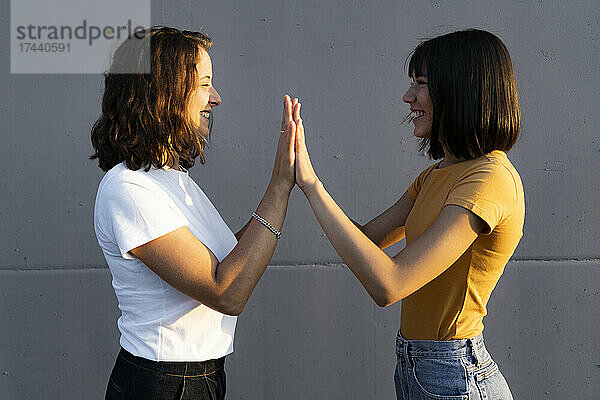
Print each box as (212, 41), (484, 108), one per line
(105, 348), (226, 400)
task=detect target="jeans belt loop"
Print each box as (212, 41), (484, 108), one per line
(403, 340), (413, 369)
(467, 338), (480, 366)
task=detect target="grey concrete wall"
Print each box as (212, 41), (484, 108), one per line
(1, 0), (599, 399)
(2, 262), (599, 399)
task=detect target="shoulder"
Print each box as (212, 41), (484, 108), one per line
(93, 163), (184, 237)
(97, 163), (163, 199)
(456, 150), (521, 191)
(94, 164), (175, 224)
(446, 151), (523, 232)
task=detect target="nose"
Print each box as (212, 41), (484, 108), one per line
(209, 86), (222, 107)
(402, 85), (415, 104)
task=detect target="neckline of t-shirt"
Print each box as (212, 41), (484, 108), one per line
(118, 161), (189, 175)
(156, 163), (189, 175)
(161, 165), (188, 175)
(432, 150), (506, 172)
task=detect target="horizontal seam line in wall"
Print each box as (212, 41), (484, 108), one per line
(1, 258), (600, 271)
(505, 258), (600, 263)
(0, 265), (110, 272)
(276, 258), (600, 266)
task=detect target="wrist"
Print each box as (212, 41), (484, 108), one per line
(267, 179), (292, 198)
(301, 179), (323, 198)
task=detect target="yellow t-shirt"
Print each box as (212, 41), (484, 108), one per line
(401, 150), (524, 340)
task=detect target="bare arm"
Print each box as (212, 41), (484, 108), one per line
(351, 191), (414, 249)
(302, 182), (485, 306)
(129, 96), (300, 316)
(293, 104), (486, 307)
(234, 219), (251, 241)
(131, 182), (291, 316)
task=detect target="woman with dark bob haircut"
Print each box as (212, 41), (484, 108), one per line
(91, 26), (299, 399)
(290, 29), (522, 399)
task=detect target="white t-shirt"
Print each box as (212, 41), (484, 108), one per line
(94, 162), (238, 361)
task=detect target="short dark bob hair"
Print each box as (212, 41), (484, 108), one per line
(91, 26), (212, 172)
(408, 29), (520, 160)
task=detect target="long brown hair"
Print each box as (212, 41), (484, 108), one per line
(90, 26), (213, 172)
(407, 29), (521, 160)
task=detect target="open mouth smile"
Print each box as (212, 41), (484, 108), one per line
(410, 109), (425, 121)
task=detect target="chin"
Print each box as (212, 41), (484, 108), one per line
(192, 121), (210, 139)
(197, 130), (209, 140)
(413, 130), (430, 139)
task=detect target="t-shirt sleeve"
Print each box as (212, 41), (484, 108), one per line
(407, 163), (438, 201)
(97, 176), (186, 259)
(445, 163), (517, 234)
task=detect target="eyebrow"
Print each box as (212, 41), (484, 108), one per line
(199, 75), (211, 79)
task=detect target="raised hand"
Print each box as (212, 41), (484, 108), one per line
(269, 95), (296, 192)
(292, 101), (320, 192)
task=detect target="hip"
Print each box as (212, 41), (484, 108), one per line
(105, 347), (226, 400)
(394, 331), (513, 400)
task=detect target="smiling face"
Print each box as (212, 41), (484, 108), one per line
(403, 74), (433, 139)
(188, 48), (222, 138)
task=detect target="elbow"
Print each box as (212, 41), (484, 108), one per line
(374, 298), (390, 308)
(222, 303), (244, 316)
(373, 296), (395, 308)
(213, 295), (246, 316)
(186, 290), (244, 316)
(371, 290), (403, 308)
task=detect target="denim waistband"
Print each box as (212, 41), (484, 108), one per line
(396, 331), (489, 366)
(118, 347), (225, 377)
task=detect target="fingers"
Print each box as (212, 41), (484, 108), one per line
(288, 98), (295, 122)
(295, 118), (305, 154)
(294, 117), (302, 149)
(281, 95), (299, 135)
(293, 101), (301, 121)
(288, 120), (296, 162)
(291, 102), (304, 148)
(289, 97), (297, 132)
(279, 119), (295, 150)
(281, 95), (291, 132)
(297, 117), (304, 142)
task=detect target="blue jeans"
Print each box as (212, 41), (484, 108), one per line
(394, 332), (513, 400)
(105, 348), (226, 400)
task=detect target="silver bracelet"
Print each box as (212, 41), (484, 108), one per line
(252, 212), (282, 239)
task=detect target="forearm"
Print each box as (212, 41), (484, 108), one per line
(365, 225), (406, 249)
(349, 218), (364, 232)
(303, 181), (400, 306)
(350, 218), (406, 249)
(234, 219), (251, 241)
(214, 181), (290, 313)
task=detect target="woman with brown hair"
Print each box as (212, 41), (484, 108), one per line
(292, 29), (522, 399)
(91, 26), (299, 399)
